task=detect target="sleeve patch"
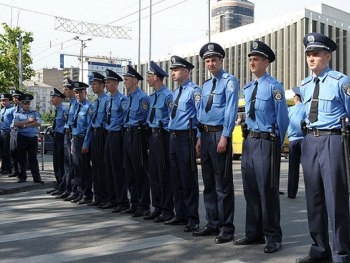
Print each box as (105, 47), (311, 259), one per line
(194, 91), (201, 102)
(342, 82), (350, 96)
(273, 90), (283, 101)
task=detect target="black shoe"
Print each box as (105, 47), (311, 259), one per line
(164, 217), (187, 225)
(279, 191), (284, 195)
(215, 233), (234, 244)
(234, 236), (265, 245)
(46, 189), (56, 194)
(112, 205), (130, 213)
(70, 197), (81, 203)
(2, 170), (12, 175)
(101, 202), (114, 209)
(33, 179), (44, 184)
(287, 195), (296, 199)
(121, 207), (137, 214)
(264, 242), (282, 253)
(51, 190), (64, 196)
(17, 178), (26, 183)
(143, 209), (161, 220)
(55, 192), (70, 199)
(132, 209), (150, 218)
(63, 193), (76, 201)
(295, 255), (333, 263)
(8, 172), (19, 178)
(77, 199), (92, 205)
(87, 201), (101, 206)
(184, 223), (199, 232)
(154, 213), (174, 223)
(193, 226), (220, 237)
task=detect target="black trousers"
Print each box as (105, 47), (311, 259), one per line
(17, 134), (40, 181)
(1, 130), (12, 171)
(90, 129), (105, 203)
(53, 132), (65, 188)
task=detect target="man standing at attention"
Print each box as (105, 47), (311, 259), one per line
(296, 33), (350, 263)
(234, 41), (289, 254)
(193, 42), (239, 244)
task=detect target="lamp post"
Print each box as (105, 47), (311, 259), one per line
(74, 36), (92, 82)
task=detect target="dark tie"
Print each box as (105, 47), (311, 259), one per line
(308, 77), (320, 123)
(249, 81), (258, 120)
(125, 95), (133, 123)
(171, 85), (183, 119)
(205, 78), (217, 113)
(65, 100), (72, 124)
(52, 109), (58, 130)
(73, 103), (81, 128)
(92, 98), (100, 124)
(106, 97), (113, 125)
(149, 93), (158, 124)
(1, 107), (6, 122)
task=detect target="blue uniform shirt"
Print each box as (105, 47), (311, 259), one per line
(15, 109), (42, 137)
(123, 87), (150, 127)
(146, 85), (173, 129)
(1, 105), (15, 132)
(300, 67), (350, 129)
(64, 98), (77, 129)
(104, 92), (127, 131)
(53, 103), (68, 134)
(243, 73), (289, 145)
(90, 93), (109, 128)
(197, 70), (239, 137)
(168, 80), (201, 130)
(10, 105), (22, 128)
(71, 100), (93, 149)
(287, 101), (306, 141)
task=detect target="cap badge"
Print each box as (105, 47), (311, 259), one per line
(307, 35), (315, 43)
(252, 41), (258, 50)
(208, 44), (214, 52)
(74, 83), (79, 88)
(171, 57), (176, 63)
(105, 70), (110, 76)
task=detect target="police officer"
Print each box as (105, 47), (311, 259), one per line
(122, 65), (151, 217)
(48, 88), (68, 196)
(193, 43), (239, 244)
(0, 94), (15, 175)
(14, 94), (44, 184)
(103, 69), (129, 213)
(144, 61), (174, 222)
(286, 87), (306, 199)
(234, 41), (289, 253)
(164, 55), (201, 233)
(83, 72), (109, 207)
(9, 90), (24, 178)
(70, 81), (93, 204)
(57, 79), (78, 200)
(296, 33), (350, 263)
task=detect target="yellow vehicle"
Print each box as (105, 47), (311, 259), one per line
(232, 98), (295, 160)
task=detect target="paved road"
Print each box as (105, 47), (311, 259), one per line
(0, 157), (312, 263)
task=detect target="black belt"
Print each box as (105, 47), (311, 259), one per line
(124, 126), (143, 132)
(105, 130), (121, 134)
(198, 124), (223, 133)
(248, 130), (271, 140)
(91, 127), (103, 132)
(65, 128), (71, 134)
(170, 130), (194, 137)
(307, 129), (341, 136)
(150, 128), (162, 133)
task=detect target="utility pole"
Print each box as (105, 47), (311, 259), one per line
(73, 36), (92, 82)
(18, 35), (23, 88)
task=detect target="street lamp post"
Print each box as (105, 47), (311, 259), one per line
(74, 36), (92, 82)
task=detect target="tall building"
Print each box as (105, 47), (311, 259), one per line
(211, 0), (254, 33)
(138, 3), (350, 96)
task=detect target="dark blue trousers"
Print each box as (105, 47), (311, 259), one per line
(90, 128), (105, 203)
(301, 134), (349, 262)
(169, 133), (199, 224)
(200, 131), (235, 234)
(287, 138), (303, 198)
(17, 134), (40, 181)
(53, 132), (65, 189)
(241, 136), (282, 242)
(60, 131), (74, 193)
(1, 131), (12, 172)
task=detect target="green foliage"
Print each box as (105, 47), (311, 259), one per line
(0, 23), (35, 92)
(41, 111), (55, 125)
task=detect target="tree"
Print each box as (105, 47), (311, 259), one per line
(0, 23), (35, 92)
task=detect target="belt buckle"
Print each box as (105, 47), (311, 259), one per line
(312, 129), (319, 137)
(126, 127), (131, 132)
(203, 125), (209, 133)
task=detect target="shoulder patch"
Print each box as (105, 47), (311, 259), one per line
(63, 113), (68, 121)
(88, 107), (94, 115)
(121, 100), (129, 110)
(227, 80), (235, 92)
(141, 101), (149, 110)
(193, 91), (201, 102)
(301, 76), (312, 86)
(342, 82), (350, 96)
(167, 98), (173, 108)
(273, 90), (283, 101)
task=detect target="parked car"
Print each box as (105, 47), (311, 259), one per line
(38, 126), (54, 154)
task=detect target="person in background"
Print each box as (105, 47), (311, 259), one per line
(296, 32), (350, 263)
(234, 40), (289, 254)
(14, 94), (44, 184)
(194, 42), (239, 244)
(145, 61), (174, 223)
(286, 86), (305, 199)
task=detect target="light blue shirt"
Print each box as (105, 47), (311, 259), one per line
(15, 109), (41, 137)
(146, 85), (173, 129)
(64, 98), (77, 129)
(243, 73), (289, 145)
(124, 87), (150, 127)
(105, 92), (127, 131)
(300, 67), (350, 129)
(1, 105), (15, 132)
(168, 79), (201, 130)
(53, 103), (68, 134)
(197, 69), (239, 137)
(287, 101), (306, 141)
(71, 99), (92, 149)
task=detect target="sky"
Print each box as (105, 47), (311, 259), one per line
(0, 0), (349, 70)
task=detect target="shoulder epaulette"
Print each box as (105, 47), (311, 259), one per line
(243, 81), (254, 89)
(328, 70), (344, 80)
(301, 76), (312, 86)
